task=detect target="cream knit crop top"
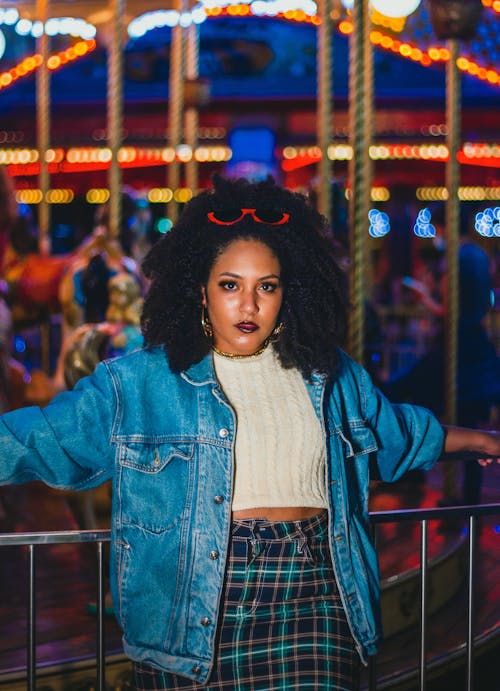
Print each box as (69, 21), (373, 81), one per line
(213, 345), (327, 511)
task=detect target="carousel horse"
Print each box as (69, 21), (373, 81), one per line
(50, 226), (142, 391)
(61, 269), (144, 529)
(2, 215), (69, 327)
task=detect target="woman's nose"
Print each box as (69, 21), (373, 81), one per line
(240, 291), (258, 315)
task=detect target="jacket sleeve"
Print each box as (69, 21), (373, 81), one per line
(361, 365), (445, 482)
(0, 361), (116, 490)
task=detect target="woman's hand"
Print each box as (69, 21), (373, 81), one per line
(442, 426), (500, 465)
(473, 430), (500, 466)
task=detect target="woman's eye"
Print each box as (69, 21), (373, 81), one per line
(260, 283), (278, 293)
(220, 281), (237, 290)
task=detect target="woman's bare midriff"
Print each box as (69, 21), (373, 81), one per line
(231, 507), (326, 521)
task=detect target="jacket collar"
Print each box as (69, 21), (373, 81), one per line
(181, 351), (327, 389)
(181, 353), (218, 386)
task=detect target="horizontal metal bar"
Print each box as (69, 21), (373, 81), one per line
(0, 530), (111, 546)
(0, 502), (498, 547)
(370, 502), (500, 524)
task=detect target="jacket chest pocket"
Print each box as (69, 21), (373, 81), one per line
(118, 441), (195, 533)
(337, 424), (378, 460)
(331, 423), (379, 511)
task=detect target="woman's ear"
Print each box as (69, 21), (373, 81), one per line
(201, 285), (207, 307)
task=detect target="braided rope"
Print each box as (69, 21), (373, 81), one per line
(107, 0), (125, 239)
(362, 0), (374, 294)
(443, 39), (460, 498)
(167, 0), (186, 223)
(347, 0), (372, 365)
(185, 23), (199, 195)
(317, 0), (333, 220)
(36, 0), (50, 256)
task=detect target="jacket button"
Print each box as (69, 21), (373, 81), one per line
(218, 428), (229, 438)
(209, 550), (219, 560)
(201, 617), (211, 626)
(214, 495), (224, 504)
(191, 666), (201, 675)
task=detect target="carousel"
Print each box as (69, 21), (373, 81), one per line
(0, 1), (499, 689)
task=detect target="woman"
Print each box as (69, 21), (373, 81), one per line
(0, 175), (499, 690)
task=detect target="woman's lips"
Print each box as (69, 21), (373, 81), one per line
(236, 322), (258, 333)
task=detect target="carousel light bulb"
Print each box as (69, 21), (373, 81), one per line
(414, 208), (436, 237)
(31, 21), (43, 37)
(368, 209), (390, 237)
(15, 19), (32, 36)
(2, 8), (19, 25)
(370, 0), (421, 18)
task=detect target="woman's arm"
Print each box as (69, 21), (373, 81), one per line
(442, 425), (500, 464)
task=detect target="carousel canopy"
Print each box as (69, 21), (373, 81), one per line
(0, 2), (499, 109)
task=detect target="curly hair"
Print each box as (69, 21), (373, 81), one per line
(141, 175), (348, 379)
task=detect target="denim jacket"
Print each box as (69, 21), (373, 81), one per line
(0, 346), (444, 682)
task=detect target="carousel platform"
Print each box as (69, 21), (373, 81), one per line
(0, 462), (499, 691)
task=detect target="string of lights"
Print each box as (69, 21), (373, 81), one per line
(0, 39), (96, 92)
(1, 2), (498, 91)
(13, 185), (499, 238)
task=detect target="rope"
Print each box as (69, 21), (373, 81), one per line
(107, 0), (125, 240)
(443, 39), (461, 499)
(36, 0), (50, 256)
(317, 0), (333, 220)
(362, 0), (374, 294)
(167, 0), (186, 223)
(185, 23), (200, 196)
(347, 0), (373, 365)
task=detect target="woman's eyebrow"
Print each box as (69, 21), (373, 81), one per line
(218, 272), (281, 281)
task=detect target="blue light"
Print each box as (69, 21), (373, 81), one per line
(494, 525), (500, 534)
(14, 337), (26, 353)
(475, 207), (500, 237)
(368, 209), (390, 238)
(157, 217), (173, 234)
(413, 208), (436, 238)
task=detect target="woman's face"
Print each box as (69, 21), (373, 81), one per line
(202, 238), (283, 356)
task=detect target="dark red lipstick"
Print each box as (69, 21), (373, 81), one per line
(236, 321), (258, 333)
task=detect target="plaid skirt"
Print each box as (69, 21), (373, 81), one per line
(134, 511), (359, 690)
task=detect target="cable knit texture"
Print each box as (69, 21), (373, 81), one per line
(213, 345), (327, 511)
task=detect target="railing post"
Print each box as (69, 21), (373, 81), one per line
(419, 519), (428, 690)
(368, 523), (377, 691)
(467, 514), (476, 691)
(27, 544), (36, 691)
(97, 540), (106, 691)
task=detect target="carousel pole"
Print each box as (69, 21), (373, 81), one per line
(443, 39), (461, 500)
(36, 0), (51, 374)
(107, 0), (125, 240)
(167, 1), (186, 223)
(185, 23), (200, 195)
(36, 0), (50, 257)
(317, 0), (333, 220)
(347, 0), (373, 364)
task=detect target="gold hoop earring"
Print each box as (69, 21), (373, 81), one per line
(201, 305), (213, 339)
(270, 322), (284, 343)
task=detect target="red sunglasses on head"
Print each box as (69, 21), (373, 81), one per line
(207, 208), (290, 226)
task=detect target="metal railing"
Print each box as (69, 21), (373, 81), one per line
(0, 503), (499, 691)
(367, 502), (500, 691)
(0, 529), (110, 691)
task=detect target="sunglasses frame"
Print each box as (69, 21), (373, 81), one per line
(207, 208), (290, 226)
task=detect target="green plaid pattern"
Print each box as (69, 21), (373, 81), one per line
(134, 512), (359, 690)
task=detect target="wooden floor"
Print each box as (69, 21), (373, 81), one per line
(0, 462), (499, 689)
